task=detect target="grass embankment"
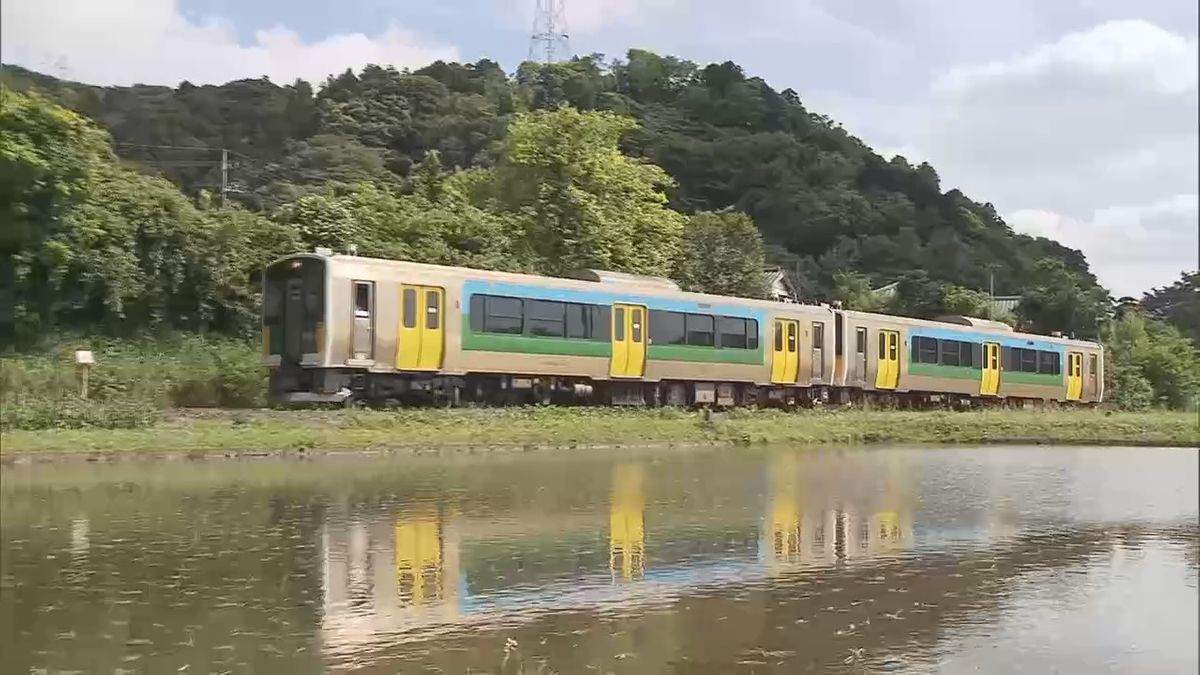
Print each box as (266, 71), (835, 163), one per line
(2, 408), (1196, 458)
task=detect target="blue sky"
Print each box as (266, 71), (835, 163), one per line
(2, 0), (1197, 296)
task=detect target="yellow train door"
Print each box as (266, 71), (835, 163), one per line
(1066, 351), (1083, 401)
(610, 304), (646, 378)
(771, 319), (799, 384)
(875, 330), (899, 390)
(980, 342), (1000, 395)
(396, 285), (445, 371)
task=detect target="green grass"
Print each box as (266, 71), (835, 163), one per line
(2, 408), (1196, 457)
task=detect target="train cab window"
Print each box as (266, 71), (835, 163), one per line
(686, 314), (714, 347)
(402, 288), (417, 328)
(856, 327), (867, 354)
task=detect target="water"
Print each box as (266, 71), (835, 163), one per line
(1, 445), (1196, 673)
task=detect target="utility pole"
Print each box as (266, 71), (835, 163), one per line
(220, 148), (229, 209)
(529, 0), (570, 63)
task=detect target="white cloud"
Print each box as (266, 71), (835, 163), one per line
(911, 20), (1199, 295)
(1008, 194), (1199, 298)
(0, 0), (459, 86)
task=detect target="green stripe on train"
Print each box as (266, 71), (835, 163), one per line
(460, 320), (763, 365)
(908, 362), (1061, 388)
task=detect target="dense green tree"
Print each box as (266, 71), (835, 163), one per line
(484, 108), (685, 276)
(1017, 258), (1111, 339)
(673, 211), (767, 298)
(1142, 271), (1200, 346)
(941, 286), (1015, 324)
(831, 272), (889, 312)
(1103, 311), (1200, 410)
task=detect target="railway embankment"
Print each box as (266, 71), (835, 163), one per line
(2, 408), (1196, 461)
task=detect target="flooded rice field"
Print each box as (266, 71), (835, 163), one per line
(1, 445), (1197, 673)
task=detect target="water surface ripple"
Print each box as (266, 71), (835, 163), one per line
(1, 445), (1196, 673)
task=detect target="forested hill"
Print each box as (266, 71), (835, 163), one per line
(1, 52), (1108, 331)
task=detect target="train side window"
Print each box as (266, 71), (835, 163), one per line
(812, 322), (824, 349)
(940, 339), (960, 367)
(774, 323), (784, 351)
(747, 319), (759, 350)
(402, 288), (417, 329)
(1002, 347), (1015, 371)
(1037, 351), (1057, 375)
(484, 295), (523, 334)
(631, 308), (643, 343)
(878, 332), (886, 359)
(565, 303), (588, 339)
(971, 343), (982, 368)
(917, 336), (939, 364)
(1020, 349), (1038, 373)
(650, 310), (686, 345)
(959, 342), (973, 367)
(686, 314), (714, 347)
(856, 327), (867, 354)
(1088, 354), (1097, 378)
(525, 299), (565, 337)
(614, 307), (626, 341)
(834, 316), (844, 356)
(718, 316), (749, 349)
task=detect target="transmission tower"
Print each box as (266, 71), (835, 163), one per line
(528, 0), (571, 63)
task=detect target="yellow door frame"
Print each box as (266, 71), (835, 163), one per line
(396, 285), (445, 371)
(980, 342), (1000, 396)
(875, 330), (900, 390)
(771, 319), (799, 384)
(610, 303), (647, 378)
(1066, 351), (1083, 401)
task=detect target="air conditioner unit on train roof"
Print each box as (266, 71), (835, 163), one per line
(565, 269), (682, 291)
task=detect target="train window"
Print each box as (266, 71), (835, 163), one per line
(917, 337), (939, 364)
(1038, 351), (1057, 375)
(835, 317), (844, 355)
(650, 310), (687, 345)
(484, 295), (523, 334)
(958, 342), (973, 367)
(856, 327), (867, 354)
(878, 332), (886, 359)
(812, 322), (824, 349)
(940, 339), (960, 367)
(1088, 354), (1097, 378)
(718, 317), (749, 349)
(1002, 347), (1016, 371)
(787, 322), (797, 352)
(526, 299), (565, 337)
(631, 308), (643, 343)
(614, 307), (625, 341)
(402, 288), (417, 328)
(774, 323), (784, 351)
(686, 314), (714, 347)
(591, 306), (611, 341)
(1020, 349), (1038, 373)
(425, 290), (439, 329)
(747, 320), (759, 350)
(970, 343), (982, 368)
(565, 304), (590, 339)
(354, 282), (373, 319)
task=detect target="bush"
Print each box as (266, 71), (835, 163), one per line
(1, 334), (266, 429)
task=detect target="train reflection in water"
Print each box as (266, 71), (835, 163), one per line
(318, 451), (921, 656)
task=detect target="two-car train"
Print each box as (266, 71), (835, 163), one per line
(262, 251), (1103, 408)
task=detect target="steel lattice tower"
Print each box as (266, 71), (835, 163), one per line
(528, 0), (571, 63)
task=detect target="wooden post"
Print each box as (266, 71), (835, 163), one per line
(74, 350), (95, 400)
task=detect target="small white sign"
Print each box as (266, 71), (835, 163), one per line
(74, 350), (95, 365)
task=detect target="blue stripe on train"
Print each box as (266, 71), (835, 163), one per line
(907, 326), (1067, 356)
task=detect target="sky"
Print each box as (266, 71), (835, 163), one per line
(2, 0), (1197, 298)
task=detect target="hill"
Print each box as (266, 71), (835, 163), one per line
(1, 54), (1108, 331)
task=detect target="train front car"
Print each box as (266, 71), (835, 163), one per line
(262, 254), (337, 404)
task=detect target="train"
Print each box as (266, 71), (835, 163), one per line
(261, 249), (1104, 408)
